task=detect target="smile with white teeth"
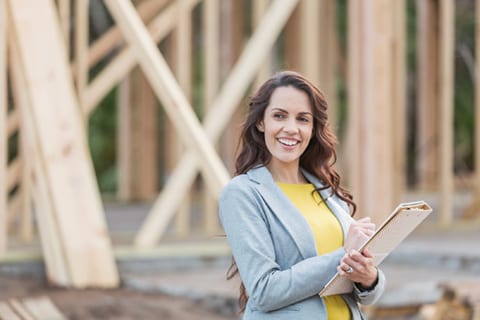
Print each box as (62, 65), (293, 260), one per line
(278, 138), (299, 146)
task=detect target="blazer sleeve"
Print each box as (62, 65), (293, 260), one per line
(219, 180), (346, 312)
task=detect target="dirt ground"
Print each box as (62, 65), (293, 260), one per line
(0, 274), (238, 320)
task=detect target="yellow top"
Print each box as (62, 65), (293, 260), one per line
(277, 182), (351, 320)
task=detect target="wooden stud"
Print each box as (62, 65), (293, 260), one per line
(392, 0), (407, 205)
(0, 0), (6, 254)
(117, 1), (158, 204)
(252, 0), (270, 88)
(9, 35), (70, 285)
(7, 109), (19, 136)
(75, 0), (89, 111)
(8, 299), (35, 320)
(348, 0), (395, 224)
(135, 0), (300, 246)
(173, 0), (194, 238)
(103, 0), (230, 196)
(8, 0), (119, 287)
(300, 0), (320, 86)
(438, 0), (454, 226)
(416, 0), (440, 191)
(57, 0), (70, 49)
(203, 0), (221, 235)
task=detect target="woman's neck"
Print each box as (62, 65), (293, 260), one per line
(267, 161), (307, 184)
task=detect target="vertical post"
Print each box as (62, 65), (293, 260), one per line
(0, 0), (7, 253)
(117, 0), (159, 202)
(348, 0), (395, 224)
(299, 0), (320, 86)
(438, 0), (454, 226)
(392, 0), (407, 204)
(318, 0), (338, 127)
(174, 0), (193, 237)
(203, 0), (220, 234)
(252, 0), (270, 88)
(474, 0), (480, 216)
(416, 0), (439, 191)
(284, 5), (301, 71)
(58, 0), (71, 48)
(75, 0), (89, 112)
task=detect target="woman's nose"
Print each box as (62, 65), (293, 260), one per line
(282, 119), (298, 133)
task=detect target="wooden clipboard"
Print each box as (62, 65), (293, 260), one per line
(319, 200), (433, 297)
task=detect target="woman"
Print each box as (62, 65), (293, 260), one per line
(219, 71), (385, 319)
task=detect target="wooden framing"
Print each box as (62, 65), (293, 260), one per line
(348, 0), (397, 224)
(416, 0), (440, 191)
(0, 0), (7, 254)
(135, 0), (300, 246)
(8, 0), (118, 287)
(438, 0), (455, 226)
(74, 0), (89, 110)
(103, 0), (230, 198)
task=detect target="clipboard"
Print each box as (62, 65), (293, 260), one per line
(319, 200), (432, 297)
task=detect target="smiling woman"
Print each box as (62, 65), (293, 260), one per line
(219, 71), (386, 320)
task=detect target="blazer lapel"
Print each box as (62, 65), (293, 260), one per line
(247, 166), (318, 259)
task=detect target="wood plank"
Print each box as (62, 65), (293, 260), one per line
(8, 299), (34, 320)
(57, 0), (70, 49)
(8, 0), (119, 287)
(135, 0), (299, 246)
(74, 0), (89, 110)
(9, 32), (70, 285)
(252, 0), (270, 88)
(416, 0), (440, 190)
(84, 0), (199, 115)
(103, 0), (230, 195)
(22, 296), (67, 320)
(300, 0), (320, 86)
(0, 302), (22, 320)
(0, 0), (7, 254)
(202, 0), (221, 234)
(438, 0), (454, 226)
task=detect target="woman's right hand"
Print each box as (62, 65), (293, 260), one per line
(343, 217), (376, 253)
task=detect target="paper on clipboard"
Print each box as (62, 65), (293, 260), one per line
(319, 200), (433, 297)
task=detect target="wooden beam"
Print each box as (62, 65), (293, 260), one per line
(84, 0), (199, 116)
(416, 0), (439, 190)
(8, 0), (119, 287)
(135, 0), (299, 246)
(9, 35), (70, 285)
(252, 0), (270, 88)
(300, 0), (320, 86)
(203, 0), (221, 235)
(438, 0), (454, 226)
(75, 0), (89, 110)
(57, 0), (70, 49)
(22, 296), (67, 320)
(392, 0), (407, 204)
(0, 302), (22, 320)
(0, 0), (6, 254)
(103, 0), (230, 195)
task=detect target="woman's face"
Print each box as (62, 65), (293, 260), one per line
(257, 86), (314, 170)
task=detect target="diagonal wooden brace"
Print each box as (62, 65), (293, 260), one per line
(103, 0), (230, 196)
(135, 0), (299, 247)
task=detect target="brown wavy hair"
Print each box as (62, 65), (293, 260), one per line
(227, 70), (356, 312)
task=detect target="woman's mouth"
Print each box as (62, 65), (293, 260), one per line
(277, 138), (299, 147)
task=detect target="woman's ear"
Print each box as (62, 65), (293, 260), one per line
(256, 121), (264, 132)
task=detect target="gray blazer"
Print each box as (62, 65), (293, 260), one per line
(219, 165), (385, 319)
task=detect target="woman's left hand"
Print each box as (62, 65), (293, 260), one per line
(337, 248), (378, 289)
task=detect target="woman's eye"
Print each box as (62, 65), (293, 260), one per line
(298, 117), (310, 123)
(273, 113), (286, 119)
